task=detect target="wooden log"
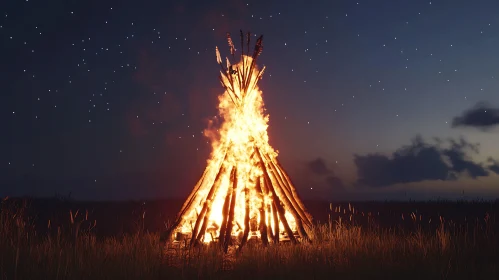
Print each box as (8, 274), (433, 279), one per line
(237, 68), (244, 98)
(226, 58), (238, 98)
(246, 32), (251, 57)
(271, 200), (279, 243)
(191, 163), (228, 247)
(166, 149), (228, 242)
(266, 203), (274, 241)
(274, 158), (313, 226)
(263, 155), (309, 240)
(219, 78), (229, 92)
(256, 151), (277, 244)
(270, 157), (311, 226)
(218, 167), (236, 247)
(177, 168), (208, 220)
(224, 77), (239, 104)
(219, 76), (237, 106)
(272, 161), (312, 229)
(265, 159), (308, 241)
(223, 166), (238, 253)
(164, 169), (207, 241)
(243, 32), (252, 93)
(256, 148), (296, 244)
(246, 65), (266, 101)
(249, 35), (263, 84)
(264, 155), (291, 195)
(191, 202), (209, 246)
(275, 158), (308, 209)
(192, 162), (226, 238)
(220, 65), (237, 97)
(239, 185), (251, 250)
(254, 177), (268, 245)
(218, 58), (227, 73)
(225, 57), (240, 101)
(244, 35), (262, 91)
(252, 35), (263, 61)
(243, 64), (252, 94)
(240, 30), (246, 90)
(240, 30), (245, 58)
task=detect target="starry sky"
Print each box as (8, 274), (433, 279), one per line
(2, 0), (499, 201)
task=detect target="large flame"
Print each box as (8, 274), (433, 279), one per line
(171, 33), (311, 246)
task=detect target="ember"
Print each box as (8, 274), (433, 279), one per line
(166, 31), (313, 251)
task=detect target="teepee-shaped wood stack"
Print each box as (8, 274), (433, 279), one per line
(165, 31), (313, 252)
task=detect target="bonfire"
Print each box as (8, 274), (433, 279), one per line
(166, 31), (313, 252)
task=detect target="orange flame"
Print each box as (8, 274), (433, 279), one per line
(171, 33), (311, 246)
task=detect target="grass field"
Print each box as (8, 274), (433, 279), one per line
(1, 197), (498, 279)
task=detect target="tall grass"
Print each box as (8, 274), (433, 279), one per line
(1, 198), (498, 280)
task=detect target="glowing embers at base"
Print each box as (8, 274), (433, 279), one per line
(166, 31), (313, 252)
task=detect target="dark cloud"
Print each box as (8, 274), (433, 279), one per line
(307, 158), (332, 176)
(354, 136), (489, 187)
(452, 102), (499, 130)
(443, 139), (487, 178)
(488, 158), (499, 175)
(326, 176), (344, 191)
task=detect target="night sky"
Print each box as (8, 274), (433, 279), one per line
(2, 0), (499, 201)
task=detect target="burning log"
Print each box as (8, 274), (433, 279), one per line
(255, 167), (275, 242)
(225, 57), (238, 97)
(165, 31), (312, 251)
(239, 185), (251, 250)
(179, 147), (228, 218)
(223, 166), (238, 252)
(192, 163), (228, 246)
(254, 177), (269, 245)
(218, 167), (235, 247)
(257, 148), (296, 244)
(265, 160), (308, 241)
(271, 200), (279, 243)
(274, 158), (313, 224)
(274, 165), (312, 228)
(164, 150), (229, 242)
(246, 31), (251, 57)
(247, 65), (266, 96)
(166, 169), (207, 238)
(240, 30), (246, 88)
(266, 202), (274, 241)
(244, 35), (263, 91)
(263, 155), (310, 240)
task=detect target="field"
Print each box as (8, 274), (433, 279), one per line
(1, 197), (498, 279)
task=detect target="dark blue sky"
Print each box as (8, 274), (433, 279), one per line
(1, 0), (499, 200)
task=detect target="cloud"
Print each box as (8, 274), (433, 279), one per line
(488, 158), (499, 175)
(443, 138), (486, 178)
(307, 158), (332, 175)
(326, 176), (344, 191)
(452, 102), (499, 130)
(354, 136), (489, 187)
(303, 158), (345, 195)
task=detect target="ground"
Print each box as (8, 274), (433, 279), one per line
(1, 198), (498, 279)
